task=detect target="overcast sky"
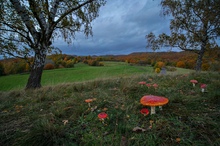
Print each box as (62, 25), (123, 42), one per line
(53, 0), (171, 56)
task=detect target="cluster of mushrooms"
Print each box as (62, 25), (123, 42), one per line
(139, 79), (208, 115)
(138, 81), (169, 115)
(190, 79), (207, 92)
(140, 95), (169, 115)
(84, 78), (208, 124)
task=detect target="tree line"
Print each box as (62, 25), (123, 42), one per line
(1, 49), (219, 76)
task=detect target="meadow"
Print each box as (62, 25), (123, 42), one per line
(0, 61), (191, 91)
(0, 61), (219, 145)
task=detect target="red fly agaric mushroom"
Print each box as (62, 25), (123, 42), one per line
(85, 99), (93, 107)
(140, 95), (169, 115)
(140, 108), (149, 116)
(200, 84), (207, 92)
(98, 112), (108, 123)
(153, 83), (158, 89)
(190, 80), (198, 87)
(138, 81), (146, 86)
(146, 83), (151, 88)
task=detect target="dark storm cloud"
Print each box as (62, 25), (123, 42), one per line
(54, 0), (171, 56)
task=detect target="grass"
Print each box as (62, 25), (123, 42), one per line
(0, 61), (192, 91)
(0, 69), (220, 145)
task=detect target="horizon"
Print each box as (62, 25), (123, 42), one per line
(0, 50), (184, 60)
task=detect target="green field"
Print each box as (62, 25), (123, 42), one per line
(0, 61), (192, 91)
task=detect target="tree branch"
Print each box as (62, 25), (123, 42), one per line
(9, 0), (38, 40)
(52, 0), (94, 29)
(0, 49), (31, 60)
(28, 0), (47, 32)
(2, 23), (35, 48)
(49, 0), (60, 23)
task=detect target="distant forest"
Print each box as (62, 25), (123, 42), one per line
(0, 50), (219, 76)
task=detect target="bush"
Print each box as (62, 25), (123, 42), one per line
(3, 61), (14, 75)
(151, 60), (156, 67)
(202, 63), (210, 71)
(83, 59), (88, 64)
(44, 63), (55, 70)
(185, 60), (196, 69)
(125, 60), (129, 63)
(99, 62), (104, 66)
(14, 61), (26, 73)
(60, 60), (66, 67)
(154, 61), (165, 69)
(1, 59), (29, 75)
(209, 61), (220, 71)
(176, 61), (186, 68)
(87, 60), (102, 66)
(155, 68), (161, 73)
(65, 60), (75, 68)
(25, 63), (31, 72)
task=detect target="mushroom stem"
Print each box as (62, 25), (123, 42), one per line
(201, 88), (205, 93)
(193, 83), (195, 87)
(101, 119), (105, 124)
(88, 103), (90, 107)
(159, 106), (162, 110)
(151, 106), (156, 115)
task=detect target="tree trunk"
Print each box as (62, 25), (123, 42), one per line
(195, 42), (206, 72)
(26, 48), (47, 89)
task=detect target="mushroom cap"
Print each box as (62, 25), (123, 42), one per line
(98, 112), (108, 119)
(153, 83), (158, 88)
(200, 84), (207, 88)
(140, 95), (169, 106)
(85, 99), (93, 103)
(190, 80), (198, 83)
(138, 81), (146, 85)
(146, 83), (151, 87)
(140, 108), (149, 115)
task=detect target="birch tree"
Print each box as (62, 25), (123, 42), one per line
(0, 0), (105, 89)
(146, 0), (220, 71)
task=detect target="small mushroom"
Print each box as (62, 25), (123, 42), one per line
(138, 81), (146, 86)
(153, 83), (158, 89)
(140, 95), (169, 115)
(146, 83), (151, 88)
(200, 84), (207, 93)
(98, 112), (108, 123)
(85, 99), (93, 107)
(140, 108), (149, 116)
(190, 79), (198, 87)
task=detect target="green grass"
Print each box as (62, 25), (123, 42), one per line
(0, 70), (219, 146)
(0, 61), (192, 91)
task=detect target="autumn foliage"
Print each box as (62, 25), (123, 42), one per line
(155, 68), (161, 73)
(0, 58), (28, 75)
(0, 50), (219, 76)
(44, 63), (55, 70)
(176, 61), (186, 68)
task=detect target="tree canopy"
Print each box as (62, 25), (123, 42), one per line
(146, 0), (220, 71)
(0, 0), (105, 89)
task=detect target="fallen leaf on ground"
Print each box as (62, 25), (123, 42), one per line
(91, 106), (97, 112)
(176, 138), (181, 142)
(102, 107), (108, 111)
(63, 106), (73, 110)
(132, 126), (146, 132)
(62, 120), (68, 125)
